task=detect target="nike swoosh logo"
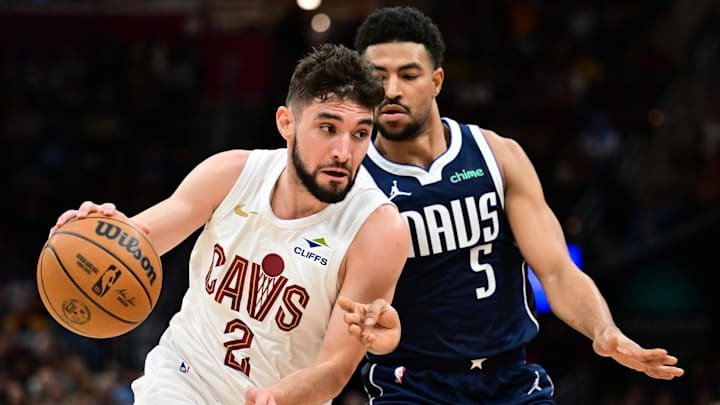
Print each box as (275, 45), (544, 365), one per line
(234, 204), (258, 217)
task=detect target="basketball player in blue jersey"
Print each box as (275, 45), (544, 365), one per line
(49, 44), (410, 405)
(354, 7), (685, 404)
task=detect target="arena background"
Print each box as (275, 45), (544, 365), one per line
(1, 0), (718, 403)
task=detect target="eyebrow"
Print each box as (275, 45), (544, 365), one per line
(373, 62), (423, 72)
(315, 112), (373, 127)
(315, 112), (343, 121)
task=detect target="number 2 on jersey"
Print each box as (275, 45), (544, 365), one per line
(223, 319), (254, 376)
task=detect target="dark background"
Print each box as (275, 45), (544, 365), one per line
(1, 0), (718, 404)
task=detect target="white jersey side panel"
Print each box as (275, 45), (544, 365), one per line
(140, 149), (390, 403)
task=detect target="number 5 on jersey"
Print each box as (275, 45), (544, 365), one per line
(470, 243), (496, 299)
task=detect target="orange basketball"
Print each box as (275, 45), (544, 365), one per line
(37, 213), (162, 339)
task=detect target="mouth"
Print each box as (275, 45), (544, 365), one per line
(379, 105), (408, 122)
(380, 105), (407, 115)
(320, 168), (349, 179)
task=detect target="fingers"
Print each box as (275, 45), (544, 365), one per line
(100, 202), (116, 216)
(640, 353), (685, 379)
(338, 295), (367, 326)
(245, 388), (277, 405)
(592, 329), (684, 379)
(49, 209), (80, 238)
(339, 296), (378, 345)
(605, 343), (685, 380)
(77, 200), (98, 218)
(636, 348), (668, 361)
(57, 209), (80, 225)
(617, 344), (670, 364)
(347, 323), (362, 338)
(363, 298), (387, 327)
(340, 297), (365, 339)
(245, 389), (256, 405)
(646, 365), (685, 380)
(78, 201), (116, 218)
(339, 296), (400, 354)
(49, 201), (122, 238)
(663, 355), (678, 366)
(360, 332), (376, 347)
(641, 351), (684, 380)
(337, 296), (357, 313)
(338, 296), (387, 325)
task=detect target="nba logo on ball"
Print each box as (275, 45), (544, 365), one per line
(37, 214), (163, 339)
(92, 265), (122, 297)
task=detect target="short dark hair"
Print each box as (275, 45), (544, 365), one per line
(354, 6), (445, 69)
(286, 43), (384, 113)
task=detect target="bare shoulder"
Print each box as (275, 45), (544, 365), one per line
(357, 204), (409, 261)
(363, 204), (408, 236)
(174, 149), (253, 210)
(346, 204), (410, 272)
(480, 129), (534, 182)
(481, 129), (526, 165)
(201, 149), (252, 175)
(339, 202), (409, 296)
(186, 149), (253, 186)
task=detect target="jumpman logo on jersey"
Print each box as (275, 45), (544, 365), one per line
(388, 180), (412, 201)
(527, 370), (542, 395)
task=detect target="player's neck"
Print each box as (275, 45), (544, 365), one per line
(375, 107), (448, 170)
(271, 167), (328, 220)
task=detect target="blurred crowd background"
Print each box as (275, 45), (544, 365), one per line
(1, 0), (718, 404)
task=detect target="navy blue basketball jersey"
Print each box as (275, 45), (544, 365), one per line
(363, 117), (540, 366)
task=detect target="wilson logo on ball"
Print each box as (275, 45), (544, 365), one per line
(94, 221), (158, 285)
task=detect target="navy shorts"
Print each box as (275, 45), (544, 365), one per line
(361, 349), (555, 404)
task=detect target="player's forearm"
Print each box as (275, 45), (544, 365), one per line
(544, 269), (616, 341)
(267, 361), (352, 405)
(131, 199), (202, 256)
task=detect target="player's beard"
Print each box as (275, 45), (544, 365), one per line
(292, 138), (356, 204)
(375, 101), (429, 141)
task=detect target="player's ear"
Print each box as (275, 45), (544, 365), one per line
(276, 106), (294, 141)
(432, 67), (444, 97)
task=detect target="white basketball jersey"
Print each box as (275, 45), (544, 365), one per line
(145, 149), (391, 403)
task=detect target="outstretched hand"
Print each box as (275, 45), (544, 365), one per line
(338, 296), (400, 355)
(592, 327), (684, 380)
(49, 200), (150, 238)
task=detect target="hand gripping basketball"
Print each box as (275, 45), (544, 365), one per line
(49, 201), (150, 238)
(39, 202), (161, 339)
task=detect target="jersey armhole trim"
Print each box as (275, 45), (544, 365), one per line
(468, 125), (505, 209)
(521, 261), (540, 331)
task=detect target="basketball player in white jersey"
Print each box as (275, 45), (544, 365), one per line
(50, 43), (410, 405)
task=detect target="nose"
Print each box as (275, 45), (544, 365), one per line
(331, 134), (352, 163)
(385, 75), (401, 100)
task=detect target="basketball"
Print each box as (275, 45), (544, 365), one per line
(37, 213), (162, 339)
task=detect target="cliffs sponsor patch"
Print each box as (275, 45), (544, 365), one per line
(293, 237), (332, 266)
